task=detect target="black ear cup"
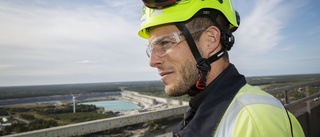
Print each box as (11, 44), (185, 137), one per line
(221, 32), (234, 51)
(222, 10), (239, 50)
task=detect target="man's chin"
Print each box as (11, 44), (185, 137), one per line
(164, 85), (186, 97)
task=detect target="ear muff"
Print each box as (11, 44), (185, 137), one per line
(221, 32), (235, 51)
(222, 10), (238, 50)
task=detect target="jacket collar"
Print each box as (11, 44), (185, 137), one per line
(189, 64), (232, 111)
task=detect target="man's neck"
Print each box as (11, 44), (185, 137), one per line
(206, 58), (230, 86)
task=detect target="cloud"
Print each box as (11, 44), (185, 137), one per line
(278, 46), (295, 51)
(229, 0), (311, 76)
(0, 3), (133, 47)
(233, 0), (298, 56)
(76, 60), (98, 64)
(0, 0), (154, 86)
(0, 64), (15, 69)
(2, 0), (315, 86)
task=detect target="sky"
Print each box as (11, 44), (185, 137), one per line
(0, 0), (319, 87)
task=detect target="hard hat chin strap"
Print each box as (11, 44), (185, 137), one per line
(175, 22), (227, 96)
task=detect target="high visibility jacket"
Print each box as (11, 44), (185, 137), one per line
(173, 64), (305, 137)
(214, 84), (305, 137)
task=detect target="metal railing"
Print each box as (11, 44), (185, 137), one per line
(265, 81), (320, 108)
(4, 81), (320, 137)
(266, 81), (320, 137)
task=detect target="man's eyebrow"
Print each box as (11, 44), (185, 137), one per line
(152, 35), (171, 44)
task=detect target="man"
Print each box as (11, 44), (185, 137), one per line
(138, 0), (305, 137)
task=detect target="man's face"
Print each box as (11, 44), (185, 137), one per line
(148, 24), (198, 96)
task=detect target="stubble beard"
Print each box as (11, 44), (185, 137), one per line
(165, 57), (198, 97)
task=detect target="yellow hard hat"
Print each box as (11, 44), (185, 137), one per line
(138, 0), (240, 39)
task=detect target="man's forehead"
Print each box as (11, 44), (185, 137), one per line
(149, 24), (178, 41)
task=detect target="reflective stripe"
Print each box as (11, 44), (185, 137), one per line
(214, 94), (284, 137)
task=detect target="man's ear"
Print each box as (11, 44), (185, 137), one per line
(202, 26), (221, 58)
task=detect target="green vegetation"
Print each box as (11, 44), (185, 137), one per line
(246, 73), (320, 90)
(0, 83), (122, 100)
(36, 104), (97, 115)
(0, 104), (114, 136)
(20, 114), (35, 120)
(15, 119), (58, 132)
(0, 125), (12, 135)
(0, 107), (9, 115)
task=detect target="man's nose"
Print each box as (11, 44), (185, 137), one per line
(149, 51), (163, 68)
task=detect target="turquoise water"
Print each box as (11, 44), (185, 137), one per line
(79, 100), (137, 111)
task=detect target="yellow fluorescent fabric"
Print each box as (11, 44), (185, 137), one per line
(214, 84), (305, 137)
(138, 0), (238, 39)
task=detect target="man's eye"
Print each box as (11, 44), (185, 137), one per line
(159, 41), (171, 47)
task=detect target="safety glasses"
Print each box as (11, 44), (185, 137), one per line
(142, 0), (186, 9)
(146, 32), (183, 58)
(146, 28), (206, 58)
